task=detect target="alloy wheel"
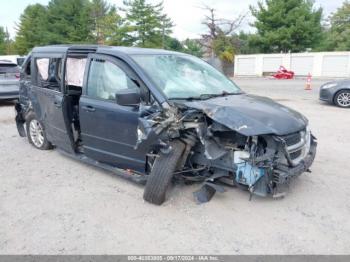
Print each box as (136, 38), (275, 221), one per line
(337, 92), (350, 107)
(29, 119), (45, 148)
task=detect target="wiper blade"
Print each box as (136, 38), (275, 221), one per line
(168, 96), (204, 101)
(219, 90), (243, 96)
(168, 91), (242, 101)
(198, 92), (240, 99)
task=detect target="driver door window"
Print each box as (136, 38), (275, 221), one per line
(87, 59), (138, 101)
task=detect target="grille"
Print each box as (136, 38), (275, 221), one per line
(279, 128), (310, 166)
(290, 150), (302, 160)
(282, 132), (301, 146)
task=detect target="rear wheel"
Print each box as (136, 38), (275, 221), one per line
(335, 90), (350, 108)
(26, 112), (52, 150)
(143, 140), (186, 205)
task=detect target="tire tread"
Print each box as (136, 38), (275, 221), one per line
(143, 140), (185, 205)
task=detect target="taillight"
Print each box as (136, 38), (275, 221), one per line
(15, 73), (20, 79)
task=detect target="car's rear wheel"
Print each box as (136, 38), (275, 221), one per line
(26, 112), (52, 150)
(143, 140), (186, 205)
(335, 90), (350, 108)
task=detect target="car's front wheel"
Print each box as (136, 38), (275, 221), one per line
(26, 112), (53, 150)
(143, 140), (186, 205)
(335, 90), (350, 108)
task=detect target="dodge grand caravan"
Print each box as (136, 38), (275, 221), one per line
(15, 45), (317, 205)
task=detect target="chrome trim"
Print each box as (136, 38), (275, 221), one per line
(276, 128), (311, 167)
(287, 137), (306, 152)
(287, 129), (311, 166)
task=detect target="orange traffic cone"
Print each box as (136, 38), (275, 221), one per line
(305, 73), (312, 90)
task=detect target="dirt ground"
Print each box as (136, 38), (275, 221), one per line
(1, 78), (350, 254)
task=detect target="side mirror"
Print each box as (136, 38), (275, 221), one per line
(115, 88), (141, 106)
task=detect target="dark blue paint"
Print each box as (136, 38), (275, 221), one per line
(79, 96), (145, 172)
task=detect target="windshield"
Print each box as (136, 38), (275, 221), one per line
(131, 54), (242, 100)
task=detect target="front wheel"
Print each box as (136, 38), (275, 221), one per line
(334, 90), (350, 108)
(26, 112), (53, 150)
(143, 140), (186, 205)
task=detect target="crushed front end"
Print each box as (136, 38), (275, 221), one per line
(187, 120), (317, 202)
(136, 96), (317, 203)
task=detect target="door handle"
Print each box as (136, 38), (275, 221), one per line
(82, 105), (96, 112)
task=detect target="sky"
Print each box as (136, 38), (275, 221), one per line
(0, 0), (346, 40)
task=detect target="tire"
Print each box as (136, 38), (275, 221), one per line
(26, 112), (53, 150)
(334, 90), (350, 108)
(143, 140), (186, 205)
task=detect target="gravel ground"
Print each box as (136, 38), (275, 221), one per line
(1, 78), (350, 254)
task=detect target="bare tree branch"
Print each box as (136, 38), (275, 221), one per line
(199, 4), (246, 40)
(197, 4), (247, 57)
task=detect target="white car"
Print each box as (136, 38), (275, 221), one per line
(0, 60), (20, 100)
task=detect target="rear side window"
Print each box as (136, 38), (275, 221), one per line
(0, 62), (19, 74)
(87, 59), (139, 101)
(17, 57), (26, 67)
(35, 57), (62, 92)
(23, 57), (31, 77)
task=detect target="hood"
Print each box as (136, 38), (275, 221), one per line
(183, 94), (308, 136)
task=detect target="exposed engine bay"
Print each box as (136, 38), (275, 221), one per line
(136, 96), (317, 203)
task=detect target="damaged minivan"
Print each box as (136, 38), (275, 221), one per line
(15, 45), (317, 205)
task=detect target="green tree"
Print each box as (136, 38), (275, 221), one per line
(0, 27), (6, 55)
(46, 0), (91, 44)
(212, 34), (238, 63)
(103, 7), (130, 46)
(90, 0), (111, 44)
(234, 32), (261, 54)
(122, 0), (174, 48)
(250, 0), (323, 53)
(325, 1), (350, 51)
(182, 39), (203, 57)
(163, 36), (183, 51)
(90, 0), (127, 45)
(2, 28), (17, 55)
(15, 4), (49, 55)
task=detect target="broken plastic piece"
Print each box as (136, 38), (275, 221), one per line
(193, 182), (226, 204)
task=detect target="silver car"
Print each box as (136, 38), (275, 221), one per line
(0, 60), (20, 100)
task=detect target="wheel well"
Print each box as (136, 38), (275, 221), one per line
(24, 109), (34, 121)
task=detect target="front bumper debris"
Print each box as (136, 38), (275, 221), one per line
(275, 135), (317, 182)
(194, 135), (317, 204)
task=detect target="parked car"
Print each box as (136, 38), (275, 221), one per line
(15, 45), (317, 205)
(272, 65), (294, 79)
(0, 55), (26, 66)
(319, 79), (350, 108)
(0, 60), (20, 100)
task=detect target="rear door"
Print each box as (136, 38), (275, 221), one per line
(79, 54), (145, 172)
(31, 54), (74, 153)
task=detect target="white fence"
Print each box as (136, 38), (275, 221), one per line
(234, 52), (350, 78)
